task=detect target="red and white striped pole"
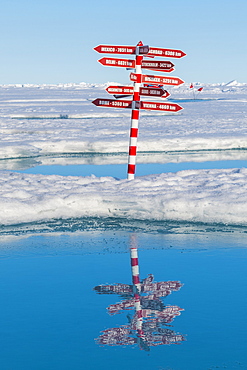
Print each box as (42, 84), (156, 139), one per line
(127, 41), (144, 180)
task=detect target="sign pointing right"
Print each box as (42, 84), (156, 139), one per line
(140, 100), (183, 112)
(130, 73), (184, 86)
(147, 47), (186, 58)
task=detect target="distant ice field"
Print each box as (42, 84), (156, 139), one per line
(0, 81), (247, 233)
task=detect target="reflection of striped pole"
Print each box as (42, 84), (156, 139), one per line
(130, 246), (141, 292)
(130, 234), (144, 341)
(127, 41), (143, 180)
(134, 294), (144, 342)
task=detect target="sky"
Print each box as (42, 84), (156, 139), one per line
(1, 0), (247, 85)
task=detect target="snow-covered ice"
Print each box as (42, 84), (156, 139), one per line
(1, 81), (247, 160)
(0, 82), (247, 228)
(0, 168), (247, 226)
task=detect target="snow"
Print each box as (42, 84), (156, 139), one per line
(0, 82), (247, 227)
(0, 168), (247, 226)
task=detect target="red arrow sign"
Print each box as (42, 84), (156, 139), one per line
(106, 85), (170, 98)
(92, 98), (132, 109)
(140, 101), (183, 112)
(98, 57), (135, 68)
(140, 87), (170, 98)
(94, 45), (136, 55)
(106, 86), (134, 94)
(141, 60), (175, 72)
(94, 44), (150, 55)
(147, 47), (186, 58)
(130, 73), (184, 86)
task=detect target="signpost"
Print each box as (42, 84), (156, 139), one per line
(93, 41), (186, 180)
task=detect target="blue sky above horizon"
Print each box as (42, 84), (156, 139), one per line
(1, 0), (247, 85)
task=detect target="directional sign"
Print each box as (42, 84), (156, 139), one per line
(106, 85), (170, 98)
(98, 57), (135, 68)
(141, 60), (175, 72)
(94, 45), (149, 55)
(106, 86), (134, 95)
(130, 73), (184, 86)
(94, 45), (136, 55)
(140, 101), (183, 112)
(147, 47), (186, 59)
(92, 98), (132, 109)
(140, 87), (170, 98)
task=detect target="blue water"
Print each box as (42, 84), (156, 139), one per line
(0, 232), (247, 370)
(1, 156), (247, 369)
(16, 159), (247, 178)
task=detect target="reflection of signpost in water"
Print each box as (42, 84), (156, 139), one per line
(94, 235), (185, 350)
(93, 41), (186, 180)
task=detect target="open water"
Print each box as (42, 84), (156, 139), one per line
(0, 157), (247, 370)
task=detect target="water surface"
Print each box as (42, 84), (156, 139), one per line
(0, 232), (246, 370)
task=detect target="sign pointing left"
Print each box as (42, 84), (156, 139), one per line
(98, 57), (135, 68)
(92, 98), (132, 109)
(94, 44), (149, 55)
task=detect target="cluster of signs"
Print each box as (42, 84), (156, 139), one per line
(92, 43), (186, 113)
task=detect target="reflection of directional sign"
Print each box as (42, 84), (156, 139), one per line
(94, 44), (149, 55)
(147, 47), (186, 58)
(140, 101), (183, 112)
(98, 57), (135, 68)
(106, 85), (170, 98)
(141, 60), (175, 72)
(92, 98), (132, 109)
(130, 73), (184, 86)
